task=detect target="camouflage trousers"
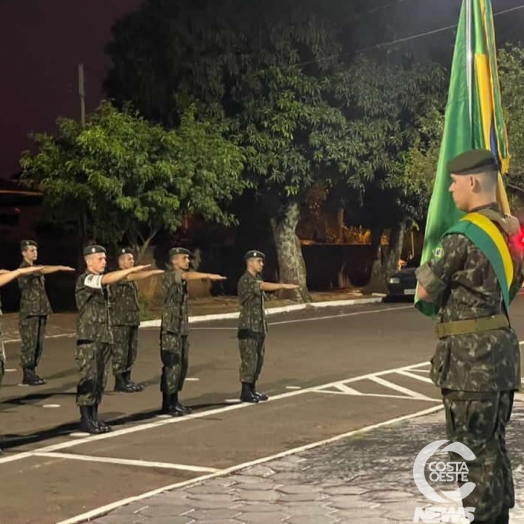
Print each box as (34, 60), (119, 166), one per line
(443, 389), (515, 522)
(238, 333), (265, 383)
(111, 325), (139, 376)
(160, 332), (190, 394)
(19, 315), (47, 369)
(75, 342), (112, 406)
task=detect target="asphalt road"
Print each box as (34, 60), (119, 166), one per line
(1, 297), (524, 524)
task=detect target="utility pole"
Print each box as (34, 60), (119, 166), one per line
(78, 63), (85, 127)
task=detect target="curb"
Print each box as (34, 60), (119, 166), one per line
(139, 295), (385, 328)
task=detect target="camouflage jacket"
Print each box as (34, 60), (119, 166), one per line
(161, 269), (188, 336)
(75, 271), (112, 344)
(237, 271), (267, 336)
(109, 280), (140, 326)
(416, 204), (523, 392)
(18, 260), (52, 318)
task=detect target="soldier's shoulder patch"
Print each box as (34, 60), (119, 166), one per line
(433, 246), (444, 260)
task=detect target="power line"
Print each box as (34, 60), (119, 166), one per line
(270, 3), (524, 70)
(361, 23), (458, 52)
(495, 4), (524, 17)
(362, 3), (524, 52)
(364, 0), (417, 15)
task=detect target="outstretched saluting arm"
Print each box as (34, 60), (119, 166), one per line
(0, 266), (44, 287)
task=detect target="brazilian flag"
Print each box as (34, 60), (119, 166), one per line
(415, 0), (511, 318)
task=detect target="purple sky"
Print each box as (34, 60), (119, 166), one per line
(0, 0), (143, 179)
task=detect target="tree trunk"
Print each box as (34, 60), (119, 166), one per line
(366, 225), (385, 290)
(385, 221), (407, 277)
(271, 199), (311, 303)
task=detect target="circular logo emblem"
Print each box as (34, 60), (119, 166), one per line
(413, 439), (476, 503)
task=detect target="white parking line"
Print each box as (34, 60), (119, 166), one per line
(32, 452), (220, 473)
(0, 360), (431, 465)
(269, 305), (413, 326)
(397, 369), (434, 384)
(368, 376), (434, 400)
(56, 403), (444, 524)
(314, 390), (439, 402)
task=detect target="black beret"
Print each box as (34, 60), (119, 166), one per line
(244, 250), (265, 261)
(117, 247), (134, 256)
(83, 245), (106, 256)
(447, 149), (498, 175)
(20, 240), (38, 250)
(169, 247), (190, 258)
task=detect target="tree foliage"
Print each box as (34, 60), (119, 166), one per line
(20, 101), (245, 261)
(104, 0), (448, 295)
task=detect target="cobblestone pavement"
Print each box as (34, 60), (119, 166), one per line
(91, 401), (524, 524)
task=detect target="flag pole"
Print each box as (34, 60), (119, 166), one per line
(466, 0), (473, 128)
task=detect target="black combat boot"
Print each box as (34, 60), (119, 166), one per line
(79, 406), (104, 434)
(240, 382), (259, 403)
(114, 373), (135, 393)
(22, 368), (45, 386)
(161, 392), (185, 416)
(173, 392), (192, 414)
(125, 371), (144, 392)
(251, 382), (268, 401)
(92, 405), (112, 433)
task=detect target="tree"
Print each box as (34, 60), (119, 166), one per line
(402, 43), (524, 222)
(498, 44), (524, 213)
(333, 55), (446, 288)
(105, 0), (443, 300)
(20, 101), (245, 262)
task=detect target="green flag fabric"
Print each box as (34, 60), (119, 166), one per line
(415, 0), (510, 318)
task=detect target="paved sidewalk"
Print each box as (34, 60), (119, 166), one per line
(90, 402), (524, 524)
(0, 289), (381, 341)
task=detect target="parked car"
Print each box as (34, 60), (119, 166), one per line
(386, 256), (421, 298)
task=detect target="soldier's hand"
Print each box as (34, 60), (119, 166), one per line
(208, 274), (227, 281)
(283, 284), (300, 290)
(59, 266), (75, 272)
(131, 264), (151, 272)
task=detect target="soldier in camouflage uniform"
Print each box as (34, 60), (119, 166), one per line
(416, 150), (523, 524)
(0, 264), (44, 454)
(76, 245), (150, 434)
(18, 240), (75, 386)
(109, 247), (163, 393)
(237, 250), (299, 403)
(160, 247), (226, 416)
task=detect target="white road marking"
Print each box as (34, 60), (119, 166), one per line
(269, 305), (413, 326)
(314, 390), (439, 402)
(5, 368), (16, 372)
(33, 452), (220, 473)
(42, 404), (61, 409)
(0, 360), (432, 465)
(397, 370), (434, 384)
(313, 367), (439, 402)
(185, 378), (200, 381)
(56, 404), (444, 524)
(327, 383), (363, 395)
(368, 376), (434, 400)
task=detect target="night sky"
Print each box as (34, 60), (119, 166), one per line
(0, 0), (522, 181)
(0, 0), (142, 179)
